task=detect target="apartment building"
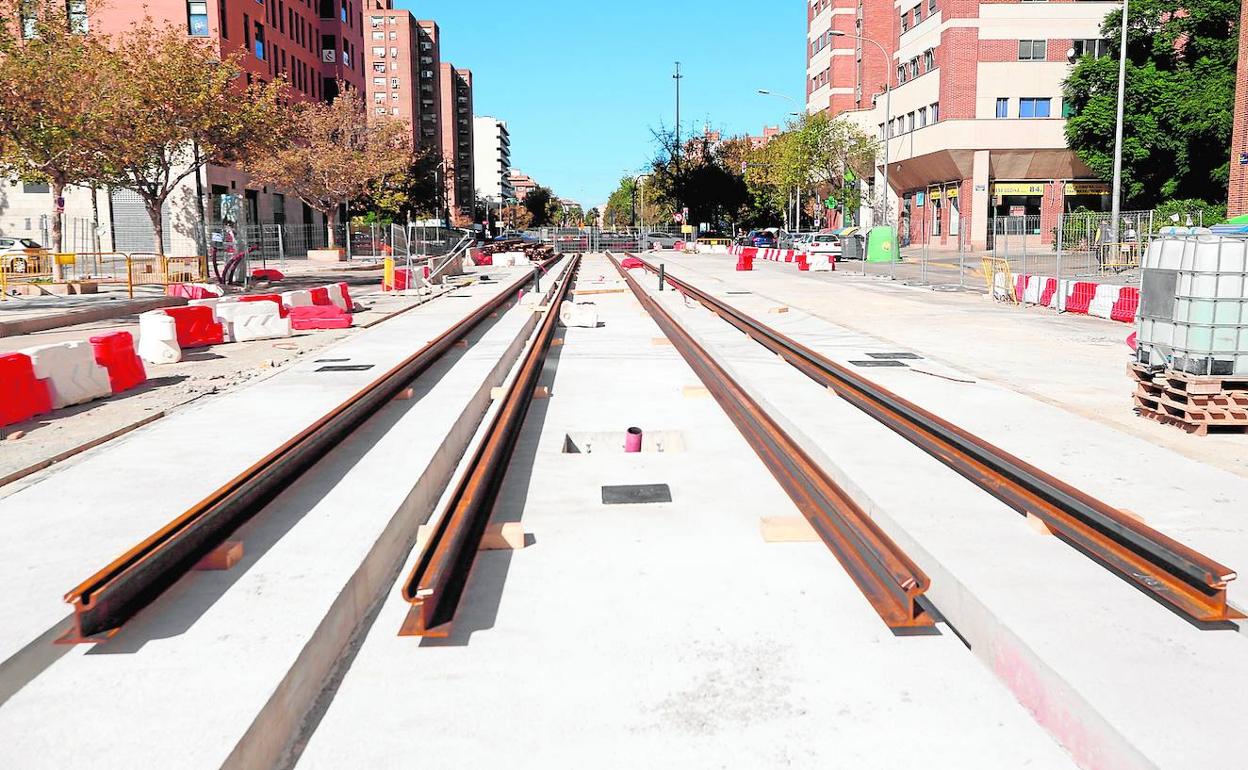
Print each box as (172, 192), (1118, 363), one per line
(3, 0), (366, 254)
(748, 126), (781, 150)
(508, 170), (539, 202)
(439, 63), (475, 219)
(472, 117), (515, 202)
(806, 0), (1117, 250)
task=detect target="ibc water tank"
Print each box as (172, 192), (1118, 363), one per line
(1137, 235), (1248, 376)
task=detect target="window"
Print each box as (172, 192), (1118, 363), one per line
(913, 5), (922, 23)
(930, 102), (939, 122)
(918, 107), (927, 127)
(372, 46), (385, 56)
(370, 15), (382, 27)
(928, 0), (936, 11)
(1062, 99), (1073, 118)
(254, 22), (265, 60)
(888, 118), (896, 137)
(995, 97), (1009, 118)
(907, 112), (915, 132)
(219, 0), (228, 38)
(389, 31), (397, 40)
(391, 78), (400, 88)
(372, 31), (384, 39)
(374, 92), (385, 103)
(1018, 40), (1047, 60)
(900, 10), (909, 31)
(372, 62), (385, 73)
(897, 65), (906, 84)
(66, 0), (88, 33)
(1072, 39), (1109, 58)
(372, 76), (385, 86)
(1019, 97), (1051, 118)
(909, 58), (919, 79)
(878, 122), (886, 140)
(22, 180), (50, 194)
(924, 48), (935, 71)
(390, 47), (398, 57)
(187, 1), (210, 36)
(318, 0), (334, 19)
(375, 107), (386, 115)
(243, 13), (251, 49)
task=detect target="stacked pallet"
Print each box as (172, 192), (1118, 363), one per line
(1129, 362), (1248, 435)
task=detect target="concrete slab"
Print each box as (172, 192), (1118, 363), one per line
(0, 261), (570, 770)
(638, 266), (1248, 769)
(652, 251), (1248, 479)
(293, 255), (1075, 770)
(648, 255), (1248, 614)
(0, 265), (533, 673)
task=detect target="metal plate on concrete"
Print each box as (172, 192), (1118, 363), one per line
(601, 484), (672, 505)
(316, 365), (376, 372)
(315, 358), (351, 363)
(848, 360), (909, 368)
(866, 352), (922, 360)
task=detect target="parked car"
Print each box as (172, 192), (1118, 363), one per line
(0, 237), (44, 273)
(640, 231), (681, 250)
(806, 233), (843, 261)
(743, 230), (777, 248)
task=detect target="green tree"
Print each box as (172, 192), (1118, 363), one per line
(524, 185), (559, 227)
(0, 0), (114, 275)
(583, 207), (600, 227)
(1063, 0), (1239, 207)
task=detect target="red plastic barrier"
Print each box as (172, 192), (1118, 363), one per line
(0, 353), (52, 427)
(89, 331), (147, 394)
(1111, 286), (1140, 323)
(620, 257), (645, 269)
(1127, 332), (1138, 351)
(1038, 277), (1059, 307)
(469, 248), (491, 266)
(161, 306), (225, 348)
(735, 256), (754, 271)
(290, 305), (352, 330)
(309, 286), (333, 306)
(250, 268), (285, 282)
(335, 282), (354, 312)
(384, 268), (422, 291)
(1065, 282), (1098, 314)
(239, 293), (289, 317)
(796, 254), (809, 271)
(166, 283), (220, 300)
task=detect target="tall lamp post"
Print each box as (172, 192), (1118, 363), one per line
(673, 62), (684, 214)
(830, 30), (892, 228)
(757, 89), (805, 230)
(1109, 0), (1130, 246)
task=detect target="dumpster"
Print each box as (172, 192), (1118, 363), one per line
(865, 226), (897, 262)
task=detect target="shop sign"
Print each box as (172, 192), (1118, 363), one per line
(991, 182), (1045, 196)
(1063, 182), (1110, 195)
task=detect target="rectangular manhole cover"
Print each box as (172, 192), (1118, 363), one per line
(848, 360), (909, 368)
(315, 358), (351, 363)
(316, 365), (375, 372)
(725, 291), (752, 295)
(601, 484), (672, 505)
(866, 353), (922, 360)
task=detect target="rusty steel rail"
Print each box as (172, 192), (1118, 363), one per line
(609, 254), (932, 630)
(628, 254), (1240, 623)
(60, 260), (564, 643)
(400, 254), (581, 637)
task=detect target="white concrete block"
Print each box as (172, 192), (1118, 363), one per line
(559, 300), (599, 328)
(326, 283), (350, 312)
(281, 289), (313, 308)
(137, 310), (182, 365)
(20, 341), (112, 408)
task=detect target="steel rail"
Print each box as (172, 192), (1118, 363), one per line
(60, 259), (564, 643)
(609, 254), (932, 630)
(629, 255), (1240, 623)
(400, 254), (582, 637)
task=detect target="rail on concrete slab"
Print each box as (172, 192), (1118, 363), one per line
(59, 259), (561, 643)
(609, 253), (933, 631)
(627, 253), (1240, 625)
(400, 254), (581, 636)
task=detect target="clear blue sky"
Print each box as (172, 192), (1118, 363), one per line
(395, 0), (805, 209)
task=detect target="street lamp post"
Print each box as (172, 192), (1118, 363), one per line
(674, 62), (684, 214)
(830, 31), (892, 228)
(757, 89), (807, 231)
(1109, 0), (1130, 246)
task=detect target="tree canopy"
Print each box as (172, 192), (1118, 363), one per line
(1063, 0), (1239, 207)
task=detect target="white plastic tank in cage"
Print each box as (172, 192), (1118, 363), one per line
(1137, 233), (1248, 376)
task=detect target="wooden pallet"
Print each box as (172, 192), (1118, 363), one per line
(1129, 361), (1248, 396)
(1133, 390), (1248, 435)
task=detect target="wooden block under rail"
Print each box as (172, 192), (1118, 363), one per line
(194, 541), (244, 570)
(760, 516), (819, 543)
(416, 523), (525, 552)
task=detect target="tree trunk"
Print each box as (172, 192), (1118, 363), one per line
(146, 198), (166, 257)
(50, 178), (66, 281)
(324, 208), (337, 249)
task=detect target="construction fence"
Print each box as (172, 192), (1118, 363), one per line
(1, 250), (209, 300)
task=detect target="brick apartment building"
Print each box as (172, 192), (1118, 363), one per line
(438, 63), (475, 219)
(806, 0), (1117, 250)
(1228, 0), (1248, 217)
(363, 5), (439, 156)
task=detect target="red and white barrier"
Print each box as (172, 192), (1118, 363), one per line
(217, 300), (292, 342)
(138, 311), (182, 365)
(20, 341), (113, 408)
(1003, 273), (1139, 324)
(728, 245), (810, 266)
(0, 352), (53, 428)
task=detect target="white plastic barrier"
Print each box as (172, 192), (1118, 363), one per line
(216, 300), (292, 342)
(559, 301), (599, 328)
(1087, 283), (1121, 320)
(188, 297), (221, 319)
(21, 341), (112, 408)
(327, 283), (351, 312)
(281, 289), (314, 308)
(807, 254), (834, 272)
(137, 310), (182, 365)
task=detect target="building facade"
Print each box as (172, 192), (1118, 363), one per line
(1228, 0), (1248, 217)
(806, 0), (1116, 250)
(507, 170), (539, 202)
(472, 117), (514, 202)
(438, 63), (475, 219)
